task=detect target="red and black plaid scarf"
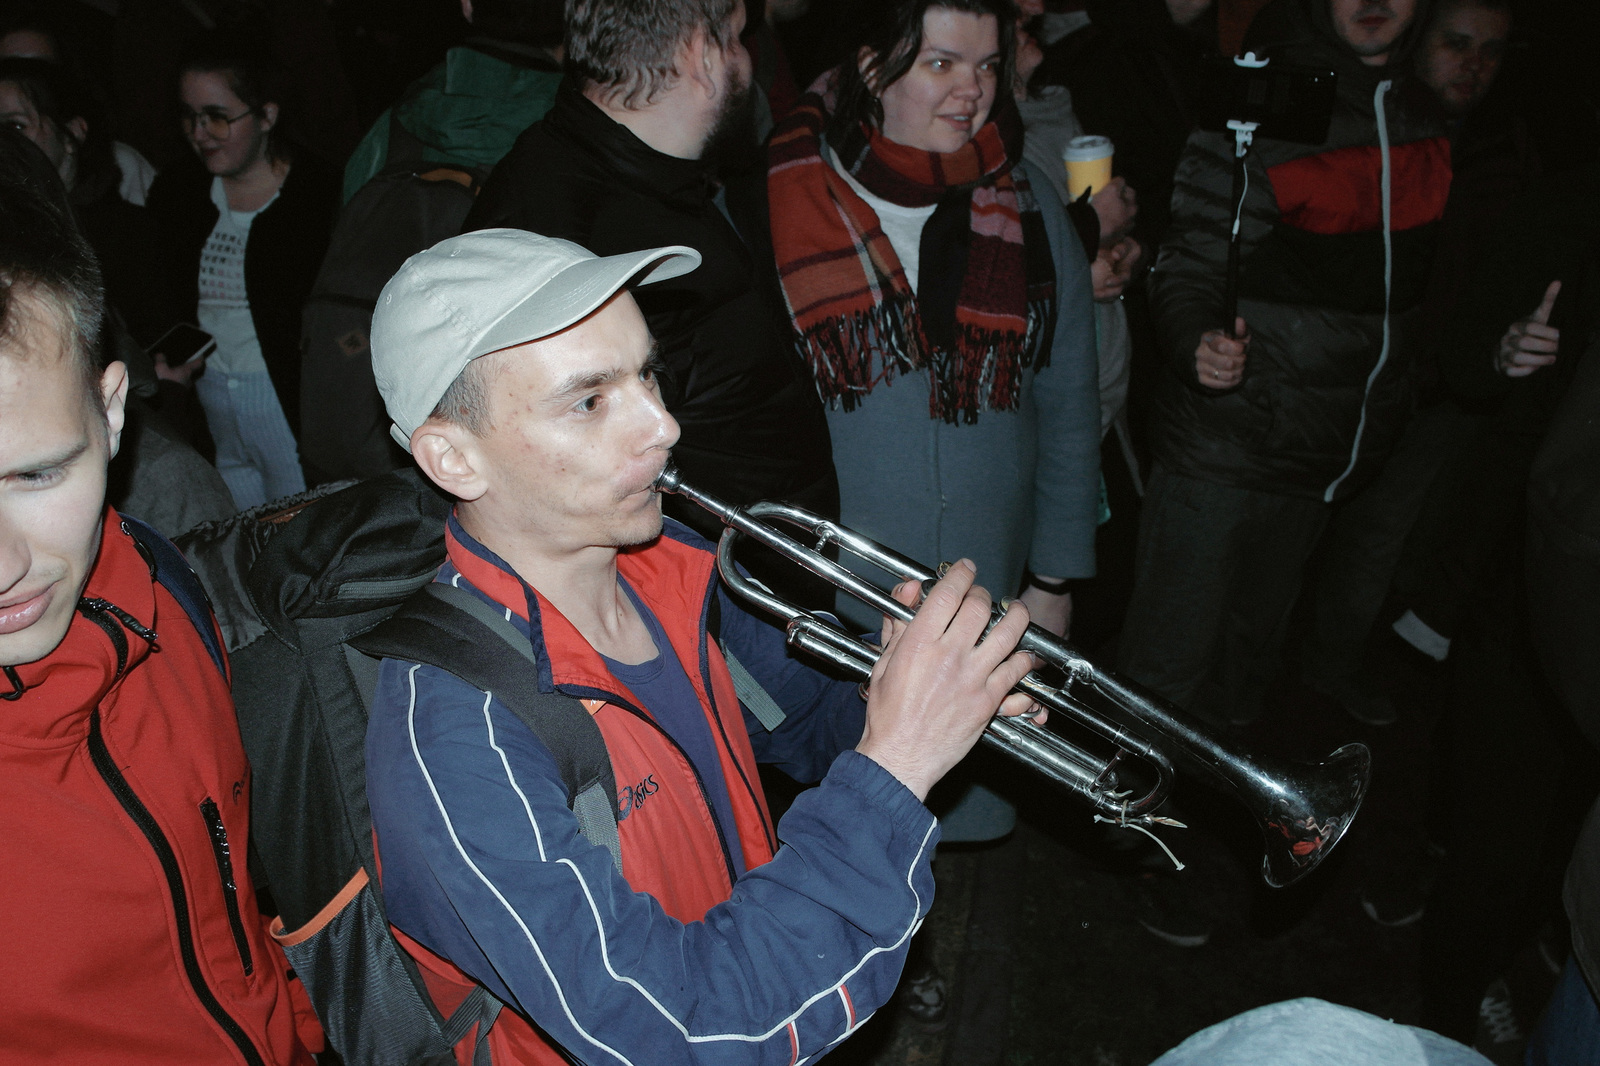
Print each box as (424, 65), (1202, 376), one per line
(768, 72), (1056, 423)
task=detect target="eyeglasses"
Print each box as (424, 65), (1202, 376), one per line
(180, 107), (254, 139)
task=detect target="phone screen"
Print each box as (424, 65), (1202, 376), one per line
(147, 323), (217, 366)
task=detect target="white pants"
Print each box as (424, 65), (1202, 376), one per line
(195, 367), (305, 510)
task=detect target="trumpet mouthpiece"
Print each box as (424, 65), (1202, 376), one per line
(653, 462), (682, 494)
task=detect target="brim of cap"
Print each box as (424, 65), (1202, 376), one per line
(473, 244), (700, 362)
(389, 243), (700, 451)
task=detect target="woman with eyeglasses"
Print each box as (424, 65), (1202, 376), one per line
(147, 31), (337, 509)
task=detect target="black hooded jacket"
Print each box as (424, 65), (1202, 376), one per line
(1146, 0), (1450, 501)
(462, 80), (838, 533)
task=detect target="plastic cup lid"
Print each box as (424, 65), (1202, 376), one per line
(1063, 135), (1114, 161)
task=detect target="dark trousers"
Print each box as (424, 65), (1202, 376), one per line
(1421, 577), (1595, 1041)
(1303, 402), (1477, 688)
(1116, 465), (1327, 724)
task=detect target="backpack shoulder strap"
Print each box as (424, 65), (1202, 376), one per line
(350, 583), (622, 873)
(705, 591), (786, 732)
(120, 513), (226, 678)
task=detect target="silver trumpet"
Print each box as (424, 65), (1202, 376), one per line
(656, 464), (1371, 888)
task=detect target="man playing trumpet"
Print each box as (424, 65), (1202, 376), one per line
(363, 228), (1040, 1066)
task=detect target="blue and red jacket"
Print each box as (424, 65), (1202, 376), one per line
(366, 516), (940, 1065)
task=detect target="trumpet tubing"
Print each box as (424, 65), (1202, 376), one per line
(656, 465), (1370, 888)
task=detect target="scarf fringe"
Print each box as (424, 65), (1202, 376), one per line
(800, 293), (1057, 424)
(772, 76), (1059, 425)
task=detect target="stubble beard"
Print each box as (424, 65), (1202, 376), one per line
(604, 488), (667, 549)
(1342, 2), (1405, 57)
(701, 72), (758, 169)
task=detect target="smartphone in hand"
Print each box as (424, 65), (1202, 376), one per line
(147, 323), (217, 367)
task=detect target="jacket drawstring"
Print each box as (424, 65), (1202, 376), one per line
(1324, 78), (1395, 503)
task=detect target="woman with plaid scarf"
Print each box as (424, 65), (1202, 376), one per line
(767, 0), (1100, 850)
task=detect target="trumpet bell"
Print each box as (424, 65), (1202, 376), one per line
(1252, 742), (1372, 888)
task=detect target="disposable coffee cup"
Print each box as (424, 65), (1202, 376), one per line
(1064, 135), (1114, 200)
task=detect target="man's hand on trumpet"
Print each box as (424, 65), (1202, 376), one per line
(855, 560), (1039, 801)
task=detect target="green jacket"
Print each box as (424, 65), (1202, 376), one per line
(342, 41), (561, 203)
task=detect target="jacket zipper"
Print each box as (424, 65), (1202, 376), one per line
(1324, 78), (1395, 503)
(200, 798), (256, 976)
(88, 709), (267, 1066)
(77, 600), (129, 676)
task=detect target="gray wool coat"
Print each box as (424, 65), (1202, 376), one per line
(819, 158), (1101, 629)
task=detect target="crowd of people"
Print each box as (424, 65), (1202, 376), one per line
(0, 0), (1596, 1063)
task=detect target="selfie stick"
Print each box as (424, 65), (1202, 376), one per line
(1223, 53), (1269, 340)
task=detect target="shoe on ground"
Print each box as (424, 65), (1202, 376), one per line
(896, 961), (949, 1031)
(1358, 841), (1443, 927)
(1133, 869), (1214, 948)
(1473, 978), (1526, 1066)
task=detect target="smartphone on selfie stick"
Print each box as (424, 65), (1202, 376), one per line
(1197, 55), (1338, 339)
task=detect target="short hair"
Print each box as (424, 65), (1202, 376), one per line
(0, 128), (102, 396)
(566, 0), (740, 108)
(428, 356), (497, 437)
(472, 0), (565, 48)
(829, 0), (1017, 143)
(177, 30), (293, 163)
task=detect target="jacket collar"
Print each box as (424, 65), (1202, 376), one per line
(442, 512), (721, 704)
(1, 510), (158, 744)
(544, 78), (717, 210)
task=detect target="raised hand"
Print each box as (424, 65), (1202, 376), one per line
(1496, 280), (1561, 378)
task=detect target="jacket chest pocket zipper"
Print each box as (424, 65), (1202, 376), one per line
(199, 798), (255, 977)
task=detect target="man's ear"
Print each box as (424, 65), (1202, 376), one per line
(682, 26), (718, 99)
(259, 102), (279, 133)
(64, 116), (89, 151)
(411, 420), (489, 503)
(99, 360), (129, 461)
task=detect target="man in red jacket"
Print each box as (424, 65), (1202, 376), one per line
(0, 133), (318, 1064)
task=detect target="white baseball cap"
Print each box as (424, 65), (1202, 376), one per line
(370, 228), (701, 450)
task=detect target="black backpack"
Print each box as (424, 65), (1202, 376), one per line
(178, 470), (621, 1065)
(297, 118), (487, 487)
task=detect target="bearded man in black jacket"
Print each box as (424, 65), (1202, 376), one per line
(462, 0), (837, 594)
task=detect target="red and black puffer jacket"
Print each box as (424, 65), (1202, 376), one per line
(1148, 0), (1452, 502)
